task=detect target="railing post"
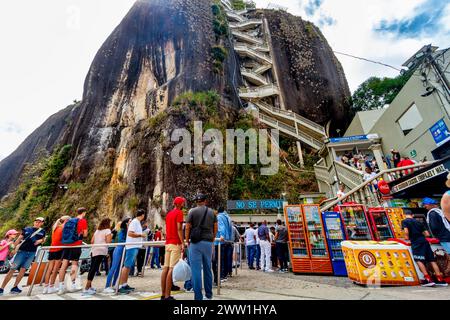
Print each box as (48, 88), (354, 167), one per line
(27, 248), (45, 296)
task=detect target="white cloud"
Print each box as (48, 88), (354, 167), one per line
(0, 0), (448, 161)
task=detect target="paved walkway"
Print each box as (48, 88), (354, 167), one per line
(1, 267), (449, 300)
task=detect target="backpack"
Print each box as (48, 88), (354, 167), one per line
(190, 208), (208, 244)
(62, 218), (80, 244)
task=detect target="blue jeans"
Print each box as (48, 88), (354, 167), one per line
(184, 250), (192, 290)
(246, 245), (256, 268)
(124, 248), (139, 269)
(12, 251), (35, 270)
(105, 246), (124, 288)
(255, 245), (261, 268)
(441, 242), (450, 254)
(151, 247), (161, 268)
(189, 241), (213, 301)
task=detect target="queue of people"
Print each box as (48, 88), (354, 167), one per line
(243, 219), (289, 273)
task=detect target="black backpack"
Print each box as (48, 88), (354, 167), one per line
(190, 207), (209, 244)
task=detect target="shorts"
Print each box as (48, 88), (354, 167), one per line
(164, 244), (182, 268)
(124, 248), (139, 268)
(12, 251), (35, 270)
(48, 251), (63, 261)
(62, 247), (82, 261)
(412, 242), (436, 263)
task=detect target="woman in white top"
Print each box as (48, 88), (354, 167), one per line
(84, 218), (112, 295)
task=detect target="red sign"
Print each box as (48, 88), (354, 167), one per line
(378, 180), (390, 195)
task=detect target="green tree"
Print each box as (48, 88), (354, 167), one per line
(351, 71), (413, 112)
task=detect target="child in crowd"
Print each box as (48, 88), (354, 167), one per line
(402, 212), (448, 287)
(0, 230), (20, 268)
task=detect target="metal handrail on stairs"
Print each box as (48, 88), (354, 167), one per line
(252, 100), (326, 135)
(320, 161), (438, 211)
(259, 113), (324, 150)
(232, 30), (264, 45)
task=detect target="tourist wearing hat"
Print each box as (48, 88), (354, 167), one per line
(425, 197), (450, 254)
(185, 193), (218, 300)
(0, 217), (46, 296)
(0, 230), (20, 269)
(161, 196), (186, 300)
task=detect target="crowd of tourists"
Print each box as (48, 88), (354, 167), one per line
(0, 193), (247, 300)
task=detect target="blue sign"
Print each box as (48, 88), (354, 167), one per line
(227, 199), (284, 211)
(430, 119), (450, 147)
(329, 135), (374, 144)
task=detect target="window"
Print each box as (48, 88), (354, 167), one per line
(397, 103), (423, 135)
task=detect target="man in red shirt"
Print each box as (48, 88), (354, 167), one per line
(161, 197), (185, 300)
(58, 208), (88, 294)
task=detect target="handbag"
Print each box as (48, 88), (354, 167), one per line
(190, 208), (209, 244)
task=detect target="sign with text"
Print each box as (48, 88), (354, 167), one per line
(329, 134), (379, 144)
(430, 119), (450, 147)
(227, 199), (285, 211)
(391, 164), (448, 194)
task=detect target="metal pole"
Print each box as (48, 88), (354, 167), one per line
(27, 248), (45, 296)
(142, 247), (149, 277)
(217, 241), (221, 296)
(115, 245), (127, 295)
(234, 243), (238, 276)
(240, 242), (243, 270)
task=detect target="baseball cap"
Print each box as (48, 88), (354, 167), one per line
(173, 196), (186, 206)
(35, 217), (45, 222)
(194, 193), (207, 202)
(422, 198), (438, 206)
(5, 229), (18, 237)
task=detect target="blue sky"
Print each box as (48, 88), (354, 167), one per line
(0, 0), (449, 161)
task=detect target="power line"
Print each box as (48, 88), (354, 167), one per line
(333, 51), (403, 72)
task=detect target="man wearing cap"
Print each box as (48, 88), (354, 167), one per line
(185, 193), (218, 301)
(161, 196), (186, 300)
(0, 218), (46, 295)
(425, 197), (450, 254)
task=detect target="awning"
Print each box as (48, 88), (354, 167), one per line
(389, 156), (450, 199)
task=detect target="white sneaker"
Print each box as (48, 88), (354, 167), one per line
(48, 287), (58, 294)
(58, 286), (66, 295)
(70, 283), (83, 292)
(103, 287), (116, 294)
(265, 269), (274, 273)
(82, 288), (97, 296)
(203, 296), (213, 300)
(42, 286), (49, 294)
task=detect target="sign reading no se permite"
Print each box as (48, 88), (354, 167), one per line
(227, 199), (284, 211)
(391, 165), (448, 194)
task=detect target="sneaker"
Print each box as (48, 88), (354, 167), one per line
(249, 266), (255, 270)
(48, 287), (58, 294)
(163, 296), (176, 300)
(118, 287), (131, 294)
(70, 283), (82, 292)
(185, 288), (194, 293)
(265, 269), (274, 273)
(203, 296), (213, 300)
(58, 286), (66, 295)
(220, 278), (228, 282)
(103, 287), (116, 294)
(256, 267), (261, 270)
(171, 284), (181, 291)
(10, 287), (22, 294)
(0, 288), (4, 296)
(43, 286), (49, 294)
(421, 279), (436, 287)
(82, 288), (97, 296)
(122, 285), (135, 291)
(434, 280), (448, 287)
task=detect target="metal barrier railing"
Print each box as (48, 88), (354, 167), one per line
(27, 239), (245, 298)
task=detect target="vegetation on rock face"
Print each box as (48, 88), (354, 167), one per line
(0, 145), (72, 234)
(211, 1), (229, 73)
(351, 71), (413, 112)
